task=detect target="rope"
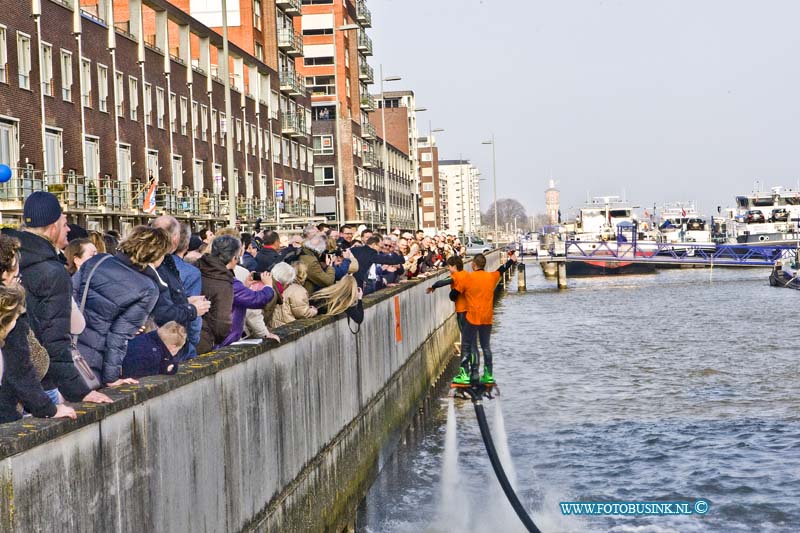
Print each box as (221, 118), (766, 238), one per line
(472, 400), (542, 533)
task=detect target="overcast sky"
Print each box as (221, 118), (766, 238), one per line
(369, 0), (800, 218)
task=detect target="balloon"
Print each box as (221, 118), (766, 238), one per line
(0, 164), (10, 183)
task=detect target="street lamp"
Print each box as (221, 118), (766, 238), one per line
(379, 66), (401, 232)
(333, 23), (360, 226)
(221, 0), (237, 227)
(482, 134), (498, 241)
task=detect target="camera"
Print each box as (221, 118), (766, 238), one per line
(251, 271), (261, 281)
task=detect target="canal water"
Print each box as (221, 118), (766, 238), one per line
(356, 265), (800, 532)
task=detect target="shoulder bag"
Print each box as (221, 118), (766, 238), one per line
(71, 254), (113, 390)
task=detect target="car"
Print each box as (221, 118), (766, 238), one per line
(746, 210), (765, 223)
(770, 208), (789, 222)
(465, 236), (492, 256)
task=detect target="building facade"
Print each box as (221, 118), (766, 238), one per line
(0, 0), (313, 230)
(439, 159), (481, 235)
(417, 137), (442, 231)
(545, 179), (559, 224)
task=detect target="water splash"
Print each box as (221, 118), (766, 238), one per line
(436, 398), (468, 531)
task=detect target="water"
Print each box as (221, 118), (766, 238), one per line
(356, 265), (800, 532)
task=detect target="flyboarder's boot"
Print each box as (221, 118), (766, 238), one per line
(452, 367), (471, 386)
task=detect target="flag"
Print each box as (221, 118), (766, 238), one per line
(644, 209), (649, 218)
(681, 208), (687, 217)
(143, 180), (157, 214)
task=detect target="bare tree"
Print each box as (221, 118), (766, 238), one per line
(482, 199), (529, 230)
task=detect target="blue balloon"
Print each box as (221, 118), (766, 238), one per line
(0, 164), (10, 183)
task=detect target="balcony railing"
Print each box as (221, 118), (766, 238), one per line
(279, 70), (307, 97)
(360, 93), (375, 111)
(362, 151), (379, 168)
(276, 0), (301, 15)
(357, 30), (373, 56)
(359, 62), (374, 83)
(282, 113), (307, 137)
(356, 0), (373, 28)
(361, 120), (376, 139)
(277, 28), (303, 57)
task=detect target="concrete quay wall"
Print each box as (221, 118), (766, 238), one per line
(0, 267), (475, 533)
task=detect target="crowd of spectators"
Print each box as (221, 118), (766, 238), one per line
(0, 192), (467, 425)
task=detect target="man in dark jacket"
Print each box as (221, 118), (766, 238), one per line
(350, 235), (406, 294)
(2, 192), (112, 404)
(196, 235), (239, 353)
(255, 230), (300, 272)
(151, 216), (210, 360)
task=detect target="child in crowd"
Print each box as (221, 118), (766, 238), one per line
(123, 321), (187, 379)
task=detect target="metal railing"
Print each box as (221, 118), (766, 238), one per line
(279, 70), (306, 97)
(357, 30), (373, 55)
(281, 113), (306, 137)
(361, 120), (376, 139)
(359, 62), (374, 83)
(356, 0), (373, 27)
(360, 93), (375, 111)
(362, 151), (379, 168)
(275, 0), (301, 15)
(277, 28), (303, 57)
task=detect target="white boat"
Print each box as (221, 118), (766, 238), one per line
(730, 186), (800, 246)
(656, 203), (715, 250)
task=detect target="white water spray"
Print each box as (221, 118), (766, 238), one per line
(436, 398), (468, 531)
(493, 399), (518, 488)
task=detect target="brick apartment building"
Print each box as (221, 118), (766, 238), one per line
(0, 0), (314, 230)
(417, 138), (442, 231)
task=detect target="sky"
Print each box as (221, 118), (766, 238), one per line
(368, 0), (800, 218)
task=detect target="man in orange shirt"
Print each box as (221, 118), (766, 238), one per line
(450, 252), (516, 385)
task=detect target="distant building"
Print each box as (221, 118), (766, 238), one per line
(417, 137), (442, 230)
(545, 179), (560, 225)
(439, 160), (481, 235)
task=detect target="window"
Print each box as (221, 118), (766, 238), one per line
(192, 101), (198, 138)
(200, 104), (208, 141)
(115, 71), (124, 117)
(253, 0), (262, 30)
(250, 124), (257, 155)
(156, 87), (165, 129)
(263, 130), (270, 159)
(80, 57), (91, 106)
(180, 96), (188, 135)
(254, 42), (264, 62)
(44, 129), (62, 178)
(243, 121), (249, 154)
(0, 25), (7, 84)
(314, 166), (335, 186)
(147, 149), (159, 181)
(129, 76), (138, 120)
(219, 112), (226, 146)
(300, 144), (306, 170)
(235, 118), (242, 151)
(213, 163), (222, 194)
(423, 197), (434, 207)
(291, 141), (299, 168)
(303, 57), (333, 66)
(313, 134), (333, 155)
(97, 65), (108, 112)
(144, 83), (152, 125)
(211, 109), (218, 144)
(83, 136), (100, 181)
(422, 182), (433, 192)
(272, 134), (280, 163)
(40, 42), (53, 96)
(169, 92), (176, 132)
(16, 32), (31, 90)
(171, 155), (182, 188)
(306, 75), (335, 96)
(282, 138), (290, 166)
(0, 119), (18, 169)
(421, 152), (432, 162)
(117, 144), (131, 185)
(193, 159), (204, 191)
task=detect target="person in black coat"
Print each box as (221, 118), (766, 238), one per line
(0, 233), (77, 422)
(2, 192), (111, 404)
(74, 226), (172, 385)
(151, 217), (210, 357)
(350, 235), (405, 294)
(123, 322), (186, 379)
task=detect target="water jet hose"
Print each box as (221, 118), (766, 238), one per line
(473, 399), (542, 533)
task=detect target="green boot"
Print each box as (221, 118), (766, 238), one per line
(452, 367), (471, 385)
(480, 369), (495, 384)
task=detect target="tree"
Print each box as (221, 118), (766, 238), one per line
(482, 199), (528, 230)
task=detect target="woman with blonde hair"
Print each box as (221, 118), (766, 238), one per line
(309, 275), (364, 324)
(74, 225), (172, 386)
(270, 262), (318, 328)
(64, 238), (98, 275)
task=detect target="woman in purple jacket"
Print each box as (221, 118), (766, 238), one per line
(221, 269), (275, 346)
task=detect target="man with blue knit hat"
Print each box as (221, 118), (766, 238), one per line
(2, 192), (112, 405)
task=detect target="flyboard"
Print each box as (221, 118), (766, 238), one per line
(447, 378), (541, 533)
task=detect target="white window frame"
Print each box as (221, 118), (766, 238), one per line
(80, 57), (92, 107)
(171, 154), (182, 188)
(191, 101), (198, 139)
(44, 128), (63, 179)
(97, 64), (108, 112)
(40, 41), (53, 97)
(129, 76), (138, 120)
(211, 109), (218, 144)
(169, 92), (177, 133)
(250, 124), (257, 155)
(0, 117), (20, 171)
(180, 96), (188, 135)
(117, 143), (132, 186)
(115, 71), (124, 117)
(156, 87), (165, 129)
(0, 25), (7, 84)
(16, 32), (31, 90)
(193, 159), (204, 191)
(235, 118), (242, 151)
(314, 166), (335, 186)
(253, 0), (262, 30)
(83, 135), (100, 181)
(313, 134), (334, 155)
(60, 50), (72, 102)
(200, 104), (208, 141)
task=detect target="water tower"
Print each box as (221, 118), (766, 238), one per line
(545, 179), (560, 225)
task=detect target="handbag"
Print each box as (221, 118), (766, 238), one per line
(72, 254), (113, 390)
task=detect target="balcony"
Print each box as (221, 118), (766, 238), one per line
(277, 28), (303, 57)
(282, 113), (307, 137)
(276, 0), (301, 15)
(279, 70), (307, 97)
(362, 151), (379, 168)
(358, 62), (374, 83)
(356, 0), (372, 28)
(360, 93), (375, 111)
(361, 120), (376, 140)
(357, 30), (373, 56)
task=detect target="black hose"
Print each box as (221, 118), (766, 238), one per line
(473, 401), (542, 533)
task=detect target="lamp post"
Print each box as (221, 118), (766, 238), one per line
(379, 66), (401, 233)
(221, 0), (237, 227)
(482, 134), (498, 241)
(333, 23), (360, 226)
